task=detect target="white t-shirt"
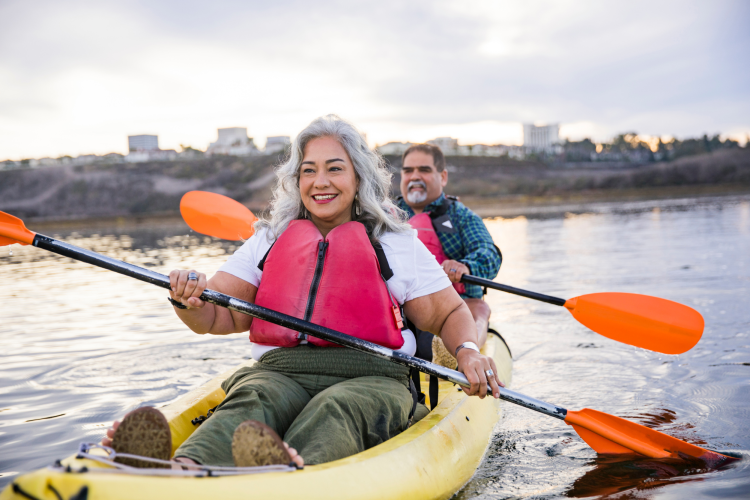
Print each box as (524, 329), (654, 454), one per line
(218, 225), (452, 360)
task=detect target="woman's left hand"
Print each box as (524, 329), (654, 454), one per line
(456, 349), (504, 399)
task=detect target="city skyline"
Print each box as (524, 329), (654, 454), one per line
(1, 0), (748, 161)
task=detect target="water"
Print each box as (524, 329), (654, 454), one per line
(1, 195), (749, 498)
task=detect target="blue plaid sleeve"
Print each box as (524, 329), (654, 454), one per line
(440, 201), (502, 298)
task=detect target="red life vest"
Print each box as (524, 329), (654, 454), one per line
(409, 212), (466, 295)
(249, 220), (405, 349)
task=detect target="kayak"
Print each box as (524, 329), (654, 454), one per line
(2, 331), (512, 500)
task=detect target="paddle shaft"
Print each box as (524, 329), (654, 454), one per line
(27, 232), (568, 421)
(461, 274), (566, 307)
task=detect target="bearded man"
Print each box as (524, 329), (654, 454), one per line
(395, 144), (502, 393)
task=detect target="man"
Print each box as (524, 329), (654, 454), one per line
(396, 144), (502, 377)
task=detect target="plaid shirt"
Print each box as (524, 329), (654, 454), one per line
(397, 193), (501, 299)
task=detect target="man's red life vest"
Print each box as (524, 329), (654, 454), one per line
(409, 212), (466, 295)
(249, 220), (405, 349)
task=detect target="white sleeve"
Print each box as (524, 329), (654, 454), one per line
(404, 231), (452, 301)
(217, 227), (272, 287)
(380, 230), (451, 304)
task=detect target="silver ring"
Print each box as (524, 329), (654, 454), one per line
(485, 369), (494, 378)
(450, 268), (457, 272)
(188, 272), (198, 281)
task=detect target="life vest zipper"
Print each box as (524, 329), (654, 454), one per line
(299, 240), (328, 340)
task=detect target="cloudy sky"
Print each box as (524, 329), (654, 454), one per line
(1, 0), (748, 160)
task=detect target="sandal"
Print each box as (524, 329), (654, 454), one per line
(112, 406), (172, 468)
(232, 420), (292, 467)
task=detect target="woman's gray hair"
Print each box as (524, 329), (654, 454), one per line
(256, 114), (410, 241)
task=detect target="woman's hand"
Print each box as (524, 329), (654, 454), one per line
(169, 269), (207, 309)
(456, 349), (504, 399)
(102, 419), (119, 448)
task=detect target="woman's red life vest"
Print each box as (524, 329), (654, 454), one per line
(409, 212), (466, 295)
(249, 220), (405, 349)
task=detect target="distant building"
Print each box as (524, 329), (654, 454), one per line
(2, 153), (123, 170)
(377, 142), (413, 155)
(178, 147), (205, 159)
(71, 154), (100, 166)
(455, 144), (507, 157)
(378, 141), (511, 158)
(28, 157), (62, 168)
(523, 124), (561, 154)
(102, 153), (125, 164)
(125, 150), (177, 163)
(125, 134), (176, 162)
(207, 127), (259, 157)
(427, 137), (459, 155)
(265, 136), (291, 155)
(128, 135), (159, 152)
(507, 145), (526, 160)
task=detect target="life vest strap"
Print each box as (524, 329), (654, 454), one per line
(372, 241), (393, 281)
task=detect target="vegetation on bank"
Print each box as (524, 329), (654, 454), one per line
(1, 148), (748, 222)
(560, 133), (744, 164)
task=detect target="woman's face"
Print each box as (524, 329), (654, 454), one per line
(299, 136), (358, 233)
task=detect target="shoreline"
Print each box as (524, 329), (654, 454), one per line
(461, 183), (750, 218)
(20, 183), (750, 231)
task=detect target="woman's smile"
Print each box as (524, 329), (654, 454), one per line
(311, 193), (339, 203)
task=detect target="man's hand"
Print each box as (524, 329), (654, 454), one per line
(441, 259), (470, 283)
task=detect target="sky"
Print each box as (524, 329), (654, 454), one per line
(1, 0), (749, 160)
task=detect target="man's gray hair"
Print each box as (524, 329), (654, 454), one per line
(256, 114), (410, 241)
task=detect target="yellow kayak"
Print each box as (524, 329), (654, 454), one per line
(2, 332), (512, 500)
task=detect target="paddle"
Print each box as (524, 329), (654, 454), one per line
(0, 210), (735, 465)
(179, 191), (704, 355)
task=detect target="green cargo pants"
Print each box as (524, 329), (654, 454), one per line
(174, 345), (418, 466)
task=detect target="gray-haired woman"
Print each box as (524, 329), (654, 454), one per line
(102, 115), (503, 469)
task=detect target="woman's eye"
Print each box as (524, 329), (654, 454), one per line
(302, 168), (315, 174)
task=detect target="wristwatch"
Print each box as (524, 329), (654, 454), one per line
(455, 341), (480, 357)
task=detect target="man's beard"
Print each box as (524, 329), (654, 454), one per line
(406, 180), (428, 204)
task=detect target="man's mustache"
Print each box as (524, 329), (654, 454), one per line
(407, 180), (426, 191)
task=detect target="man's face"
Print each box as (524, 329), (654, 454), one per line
(400, 150), (448, 210)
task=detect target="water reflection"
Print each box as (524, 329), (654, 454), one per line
(567, 454), (713, 498)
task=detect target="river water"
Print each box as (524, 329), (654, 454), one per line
(1, 194), (749, 498)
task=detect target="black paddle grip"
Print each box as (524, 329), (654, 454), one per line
(461, 275), (567, 307)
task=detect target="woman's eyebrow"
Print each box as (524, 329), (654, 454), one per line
(325, 158), (345, 164)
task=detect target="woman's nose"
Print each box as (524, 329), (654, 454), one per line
(314, 171), (331, 187)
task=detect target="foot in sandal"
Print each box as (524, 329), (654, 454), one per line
(232, 420), (304, 468)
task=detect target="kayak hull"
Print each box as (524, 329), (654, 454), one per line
(2, 333), (512, 500)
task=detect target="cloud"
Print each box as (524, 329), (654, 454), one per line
(0, 0), (748, 159)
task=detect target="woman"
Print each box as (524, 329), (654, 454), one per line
(103, 115), (503, 469)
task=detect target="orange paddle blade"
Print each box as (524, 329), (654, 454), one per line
(180, 191), (257, 241)
(564, 293), (703, 355)
(0, 211), (35, 246)
(566, 408), (736, 465)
